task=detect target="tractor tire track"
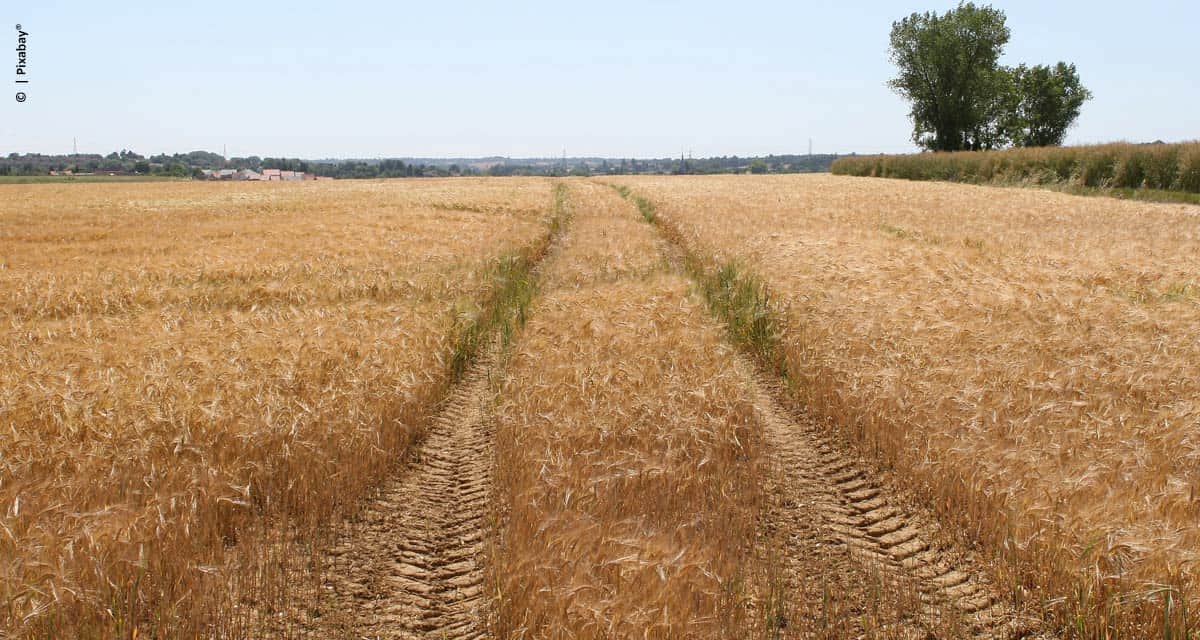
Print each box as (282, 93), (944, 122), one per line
(622, 185), (1041, 638)
(288, 185), (573, 640)
(748, 368), (1037, 639)
(304, 351), (498, 640)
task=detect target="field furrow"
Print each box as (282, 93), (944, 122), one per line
(610, 173), (1200, 635)
(0, 179), (554, 638)
(749, 370), (1034, 638)
(277, 186), (574, 639)
(602, 180), (1034, 638)
(294, 346), (498, 639)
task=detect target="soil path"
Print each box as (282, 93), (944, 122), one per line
(301, 352), (498, 640)
(617, 183), (1038, 638)
(748, 360), (1036, 639)
(289, 188), (574, 639)
(285, 184), (1040, 638)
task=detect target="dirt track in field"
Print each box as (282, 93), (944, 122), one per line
(296, 350), (497, 640)
(282, 190), (573, 640)
(613, 183), (1038, 638)
(748, 368), (1038, 639)
(280, 183), (1043, 639)
(299, 362), (1034, 640)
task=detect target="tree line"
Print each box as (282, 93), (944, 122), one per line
(1, 152), (842, 178)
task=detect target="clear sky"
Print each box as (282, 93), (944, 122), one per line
(2, 1), (1196, 159)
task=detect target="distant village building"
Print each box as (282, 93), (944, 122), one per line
(201, 168), (323, 181)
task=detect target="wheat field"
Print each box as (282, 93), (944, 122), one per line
(3, 175), (1199, 638)
(0, 178), (553, 637)
(491, 182), (763, 638)
(609, 173), (1200, 634)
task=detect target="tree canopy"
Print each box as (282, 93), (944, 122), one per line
(1005, 63), (1092, 147)
(889, 3), (1091, 151)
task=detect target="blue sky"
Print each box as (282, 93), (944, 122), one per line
(2, 1), (1196, 158)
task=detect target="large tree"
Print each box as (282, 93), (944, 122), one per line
(888, 3), (1011, 151)
(889, 3), (1090, 151)
(1004, 63), (1093, 147)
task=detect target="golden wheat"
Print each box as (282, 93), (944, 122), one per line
(0, 178), (553, 637)
(609, 173), (1200, 635)
(490, 182), (762, 638)
(10, 173), (1197, 637)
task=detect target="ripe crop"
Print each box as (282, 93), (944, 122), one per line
(7, 174), (1198, 638)
(0, 178), (553, 637)
(491, 183), (762, 638)
(610, 173), (1200, 635)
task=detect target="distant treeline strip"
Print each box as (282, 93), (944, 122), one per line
(0, 151), (841, 179)
(832, 142), (1200, 195)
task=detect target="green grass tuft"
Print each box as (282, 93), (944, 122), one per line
(609, 183), (787, 379)
(448, 183), (572, 380)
